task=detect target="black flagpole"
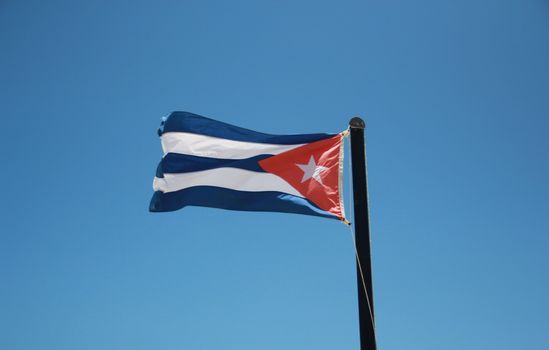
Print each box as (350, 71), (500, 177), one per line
(349, 117), (377, 350)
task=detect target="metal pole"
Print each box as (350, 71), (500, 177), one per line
(349, 117), (376, 350)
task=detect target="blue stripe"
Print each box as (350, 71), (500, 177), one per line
(160, 153), (270, 174)
(159, 111), (335, 144)
(156, 161), (164, 178)
(149, 186), (337, 220)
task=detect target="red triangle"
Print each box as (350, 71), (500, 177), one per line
(258, 135), (344, 220)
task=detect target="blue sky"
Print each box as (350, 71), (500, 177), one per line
(1, 0), (548, 349)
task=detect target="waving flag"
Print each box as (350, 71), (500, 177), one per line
(150, 112), (348, 222)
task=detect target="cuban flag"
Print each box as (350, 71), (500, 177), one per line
(150, 112), (348, 223)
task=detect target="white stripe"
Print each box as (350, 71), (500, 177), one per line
(153, 168), (303, 197)
(161, 132), (303, 158)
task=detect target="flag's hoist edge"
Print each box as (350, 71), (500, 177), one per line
(150, 111), (346, 221)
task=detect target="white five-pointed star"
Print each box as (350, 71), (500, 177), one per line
(296, 156), (328, 184)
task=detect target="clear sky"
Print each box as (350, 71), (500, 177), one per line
(1, 1), (548, 349)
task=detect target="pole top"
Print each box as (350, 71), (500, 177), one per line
(349, 117), (365, 129)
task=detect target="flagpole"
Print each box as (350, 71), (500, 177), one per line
(349, 117), (377, 350)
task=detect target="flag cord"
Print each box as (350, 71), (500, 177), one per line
(345, 135), (378, 347)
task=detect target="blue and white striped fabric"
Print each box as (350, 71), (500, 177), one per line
(149, 111), (339, 219)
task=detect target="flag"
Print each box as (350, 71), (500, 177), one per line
(150, 111), (348, 223)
